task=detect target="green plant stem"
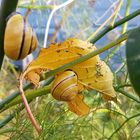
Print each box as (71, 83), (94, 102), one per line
(108, 113), (140, 139)
(116, 84), (132, 89)
(0, 85), (51, 128)
(0, 85), (51, 113)
(87, 0), (124, 41)
(45, 34), (128, 78)
(122, 0), (131, 34)
(18, 5), (55, 10)
(0, 0), (19, 69)
(0, 128), (17, 134)
(0, 103), (30, 129)
(104, 43), (124, 62)
(0, 83), (31, 110)
(105, 0), (131, 62)
(0, 76), (54, 111)
(110, 0), (124, 26)
(114, 87), (140, 104)
(115, 62), (125, 74)
(89, 8), (140, 44)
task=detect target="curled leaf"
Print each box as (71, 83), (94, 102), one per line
(67, 94), (90, 116)
(20, 38), (116, 112)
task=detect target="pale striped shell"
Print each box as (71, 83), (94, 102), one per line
(4, 12), (38, 60)
(51, 71), (78, 101)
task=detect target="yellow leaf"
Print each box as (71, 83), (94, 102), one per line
(67, 94), (90, 116)
(21, 38), (116, 100)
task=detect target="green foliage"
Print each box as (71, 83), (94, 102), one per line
(126, 27), (140, 96)
(1, 94), (140, 140)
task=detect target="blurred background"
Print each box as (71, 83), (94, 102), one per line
(1, 0), (140, 139)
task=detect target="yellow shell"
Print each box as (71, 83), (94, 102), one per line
(4, 12), (38, 60)
(51, 71), (78, 101)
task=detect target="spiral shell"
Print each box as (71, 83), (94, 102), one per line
(4, 12), (38, 60)
(51, 71), (78, 101)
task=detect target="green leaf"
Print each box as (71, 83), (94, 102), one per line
(126, 27), (140, 96)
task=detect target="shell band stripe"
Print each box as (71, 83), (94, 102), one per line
(18, 18), (26, 59)
(60, 84), (77, 100)
(52, 73), (76, 96)
(28, 29), (34, 54)
(6, 12), (21, 22)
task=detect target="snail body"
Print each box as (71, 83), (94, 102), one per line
(51, 71), (78, 101)
(4, 12), (38, 60)
(51, 70), (90, 115)
(26, 69), (89, 116)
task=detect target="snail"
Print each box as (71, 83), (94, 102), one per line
(51, 70), (78, 101)
(51, 70), (90, 116)
(4, 12), (38, 60)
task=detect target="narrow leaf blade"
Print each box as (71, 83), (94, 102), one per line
(126, 27), (140, 96)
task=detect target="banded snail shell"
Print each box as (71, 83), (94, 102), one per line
(51, 71), (78, 101)
(4, 12), (38, 60)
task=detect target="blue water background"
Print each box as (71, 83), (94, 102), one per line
(1, 0), (140, 70)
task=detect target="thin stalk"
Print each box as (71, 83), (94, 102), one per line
(43, 8), (140, 78)
(0, 85), (51, 113)
(87, 0), (123, 41)
(0, 103), (30, 129)
(0, 76), (54, 111)
(7, 62), (18, 77)
(105, 0), (131, 62)
(116, 84), (132, 89)
(89, 8), (140, 44)
(115, 88), (140, 104)
(0, 85), (51, 129)
(45, 34), (128, 78)
(17, 77), (53, 134)
(115, 62), (125, 74)
(18, 5), (55, 10)
(0, 83), (31, 110)
(122, 0), (131, 34)
(110, 0), (124, 26)
(104, 29), (132, 62)
(108, 113), (140, 139)
(43, 0), (74, 48)
(0, 128), (17, 134)
(19, 81), (41, 133)
(104, 43), (124, 62)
